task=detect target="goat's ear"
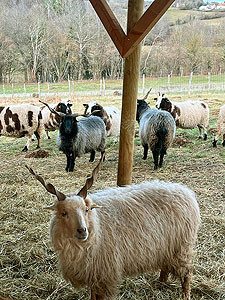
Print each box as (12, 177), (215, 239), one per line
(68, 103), (73, 107)
(77, 152), (105, 199)
(83, 103), (88, 107)
(85, 198), (91, 208)
(153, 97), (157, 101)
(43, 203), (56, 210)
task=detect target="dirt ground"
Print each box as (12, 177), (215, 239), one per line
(0, 94), (224, 300)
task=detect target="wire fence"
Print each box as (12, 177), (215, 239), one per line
(0, 72), (225, 99)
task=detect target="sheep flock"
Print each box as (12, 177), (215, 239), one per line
(0, 93), (224, 300)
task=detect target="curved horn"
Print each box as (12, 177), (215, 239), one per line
(39, 100), (66, 117)
(77, 152), (105, 199)
(25, 165), (66, 201)
(142, 88), (152, 101)
(71, 113), (89, 118)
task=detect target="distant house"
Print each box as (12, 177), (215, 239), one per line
(199, 1), (225, 11)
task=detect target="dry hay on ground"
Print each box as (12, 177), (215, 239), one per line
(25, 149), (50, 158)
(0, 94), (224, 300)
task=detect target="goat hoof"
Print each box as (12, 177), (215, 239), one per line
(203, 134), (207, 141)
(222, 141), (225, 147)
(212, 140), (217, 147)
(36, 146), (40, 149)
(142, 157), (147, 160)
(22, 146), (28, 152)
(198, 136), (202, 139)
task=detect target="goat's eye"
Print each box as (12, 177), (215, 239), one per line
(85, 207), (89, 213)
(62, 211), (67, 217)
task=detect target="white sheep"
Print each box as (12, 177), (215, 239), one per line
(83, 101), (121, 136)
(0, 103), (43, 151)
(26, 156), (200, 300)
(155, 93), (209, 140)
(212, 104), (225, 147)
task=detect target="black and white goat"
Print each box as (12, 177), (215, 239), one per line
(155, 93), (209, 140)
(41, 99), (72, 139)
(0, 103), (43, 151)
(83, 101), (121, 136)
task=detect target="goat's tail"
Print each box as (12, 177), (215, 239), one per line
(152, 127), (168, 170)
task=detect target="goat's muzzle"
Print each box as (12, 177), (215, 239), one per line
(76, 227), (89, 242)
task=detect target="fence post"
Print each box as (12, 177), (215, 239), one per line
(38, 82), (41, 97)
(188, 72), (193, 95)
(142, 73), (145, 96)
(103, 77), (106, 96)
(68, 77), (71, 95)
(208, 72), (211, 90)
(72, 81), (75, 95)
(12, 83), (14, 98)
(168, 74), (171, 90)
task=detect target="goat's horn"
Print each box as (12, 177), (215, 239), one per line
(77, 152), (105, 199)
(25, 165), (66, 201)
(39, 100), (66, 117)
(71, 113), (89, 118)
(142, 88), (152, 101)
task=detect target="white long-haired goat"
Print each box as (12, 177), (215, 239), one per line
(26, 155), (200, 300)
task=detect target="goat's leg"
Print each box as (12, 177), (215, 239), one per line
(143, 144), (148, 160)
(91, 290), (105, 300)
(159, 149), (166, 168)
(101, 150), (106, 162)
(181, 269), (192, 300)
(22, 136), (32, 152)
(152, 150), (159, 170)
(159, 265), (171, 282)
(68, 153), (75, 172)
(89, 150), (96, 162)
(66, 154), (71, 172)
(222, 134), (225, 146)
(213, 130), (221, 147)
(34, 131), (41, 149)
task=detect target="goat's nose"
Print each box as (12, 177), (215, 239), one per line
(77, 227), (86, 234)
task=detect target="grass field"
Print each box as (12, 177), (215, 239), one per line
(0, 93), (224, 300)
(0, 73), (225, 96)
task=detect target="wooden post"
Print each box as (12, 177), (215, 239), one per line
(117, 0), (144, 186)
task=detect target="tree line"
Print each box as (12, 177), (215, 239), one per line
(0, 0), (224, 83)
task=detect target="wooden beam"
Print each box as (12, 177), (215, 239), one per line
(122, 0), (176, 57)
(117, 0), (144, 186)
(89, 0), (126, 57)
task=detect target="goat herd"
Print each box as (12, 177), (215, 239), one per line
(0, 92), (224, 300)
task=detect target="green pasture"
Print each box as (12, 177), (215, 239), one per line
(0, 73), (225, 96)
